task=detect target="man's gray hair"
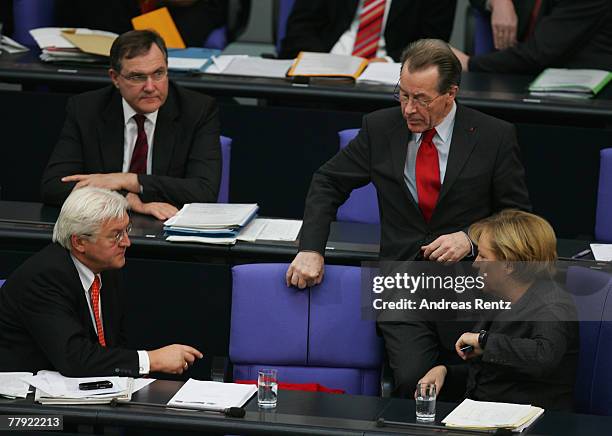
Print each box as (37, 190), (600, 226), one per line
(53, 187), (129, 249)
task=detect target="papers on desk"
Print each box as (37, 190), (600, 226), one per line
(0, 372), (32, 398)
(356, 62), (401, 85)
(529, 68), (612, 99)
(168, 378), (256, 411)
(30, 27), (118, 63)
(203, 55), (292, 78)
(167, 47), (221, 72)
(591, 243), (612, 261)
(23, 370), (136, 405)
(442, 399), (544, 432)
(0, 35), (29, 54)
(205, 55), (248, 74)
(287, 52), (369, 79)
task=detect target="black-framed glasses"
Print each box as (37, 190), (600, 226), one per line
(393, 81), (444, 108)
(119, 68), (167, 84)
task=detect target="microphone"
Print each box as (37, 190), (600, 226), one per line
(109, 398), (246, 418)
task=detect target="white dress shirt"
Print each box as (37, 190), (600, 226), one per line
(121, 99), (159, 175)
(71, 254), (150, 374)
(330, 0), (393, 59)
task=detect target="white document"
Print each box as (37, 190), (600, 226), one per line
(23, 371), (128, 398)
(220, 57), (293, 79)
(205, 55), (248, 74)
(165, 203), (258, 229)
(591, 243), (612, 262)
(133, 378), (156, 393)
(0, 372), (33, 398)
(289, 52), (366, 77)
(168, 57), (208, 71)
(529, 68), (612, 93)
(29, 28), (118, 49)
(442, 399), (544, 432)
(237, 218), (302, 242)
(356, 62), (401, 85)
(0, 36), (29, 54)
(166, 235), (238, 245)
(168, 379), (256, 411)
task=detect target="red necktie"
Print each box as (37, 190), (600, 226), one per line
(352, 0), (386, 59)
(415, 129), (440, 222)
(90, 275), (106, 347)
(129, 114), (148, 174)
(139, 0), (158, 14)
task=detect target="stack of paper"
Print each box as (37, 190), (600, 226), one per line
(168, 378), (256, 411)
(202, 55), (293, 78)
(164, 203), (259, 245)
(29, 28), (117, 63)
(529, 68), (612, 99)
(287, 52), (369, 79)
(0, 372), (33, 399)
(356, 62), (401, 85)
(442, 399), (544, 432)
(591, 243), (612, 261)
(167, 47), (221, 72)
(0, 35), (29, 54)
(22, 370), (136, 405)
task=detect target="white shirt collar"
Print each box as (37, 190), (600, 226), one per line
(415, 101), (457, 143)
(70, 253), (99, 292)
(121, 98), (159, 126)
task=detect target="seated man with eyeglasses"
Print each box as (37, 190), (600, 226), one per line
(0, 187), (203, 376)
(41, 30), (221, 220)
(286, 39), (531, 399)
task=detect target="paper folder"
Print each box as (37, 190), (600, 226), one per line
(132, 7), (185, 49)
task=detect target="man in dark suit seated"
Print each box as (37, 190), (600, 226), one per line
(278, 0), (457, 62)
(41, 30), (221, 220)
(453, 0), (612, 74)
(418, 210), (579, 410)
(0, 187), (203, 376)
(286, 39), (531, 398)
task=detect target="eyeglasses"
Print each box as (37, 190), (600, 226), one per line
(119, 68), (167, 84)
(83, 222), (132, 245)
(393, 81), (444, 108)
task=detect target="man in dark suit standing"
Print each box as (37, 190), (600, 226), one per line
(286, 39), (531, 397)
(41, 30), (221, 220)
(279, 0), (456, 62)
(0, 187), (203, 376)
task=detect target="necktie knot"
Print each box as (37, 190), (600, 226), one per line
(133, 114), (146, 130)
(421, 128), (437, 145)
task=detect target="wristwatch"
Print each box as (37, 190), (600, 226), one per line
(478, 329), (489, 349)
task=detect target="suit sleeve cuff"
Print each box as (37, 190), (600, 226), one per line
(137, 350), (150, 375)
(462, 231), (475, 257)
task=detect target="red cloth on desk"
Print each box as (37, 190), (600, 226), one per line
(235, 380), (345, 394)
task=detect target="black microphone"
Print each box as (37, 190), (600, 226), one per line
(109, 398), (246, 418)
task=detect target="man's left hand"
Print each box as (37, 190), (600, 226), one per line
(127, 192), (178, 220)
(62, 173), (140, 193)
(455, 332), (483, 360)
(421, 231), (471, 263)
(450, 46), (470, 71)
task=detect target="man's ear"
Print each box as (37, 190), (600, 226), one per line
(71, 234), (87, 254)
(109, 69), (120, 89)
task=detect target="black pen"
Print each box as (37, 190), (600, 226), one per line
(460, 345), (474, 353)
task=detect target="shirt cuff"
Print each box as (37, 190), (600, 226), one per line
(137, 350), (150, 375)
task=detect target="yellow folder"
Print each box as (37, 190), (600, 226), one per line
(131, 7), (185, 49)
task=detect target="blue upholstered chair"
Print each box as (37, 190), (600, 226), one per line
(275, 0), (296, 55)
(204, 27), (228, 50)
(566, 266), (612, 414)
(0, 280), (4, 288)
(229, 263), (383, 395)
(12, 0), (56, 47)
(218, 136), (232, 203)
(472, 8), (495, 55)
(595, 148), (612, 242)
(336, 129), (380, 224)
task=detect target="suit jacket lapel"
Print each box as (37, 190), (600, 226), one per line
(152, 87), (179, 176)
(388, 120), (420, 212)
(437, 105), (478, 205)
(98, 89), (125, 172)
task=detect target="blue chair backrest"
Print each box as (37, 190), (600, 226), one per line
(472, 7), (494, 55)
(595, 148), (612, 242)
(218, 136), (232, 203)
(230, 263), (383, 395)
(566, 266), (612, 414)
(12, 0), (56, 47)
(0, 280), (4, 288)
(336, 129), (380, 224)
(275, 0), (296, 54)
(204, 27), (228, 50)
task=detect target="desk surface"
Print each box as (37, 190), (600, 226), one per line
(2, 52), (612, 121)
(1, 380), (611, 435)
(0, 200), (608, 268)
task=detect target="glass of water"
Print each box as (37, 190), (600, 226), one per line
(257, 369), (278, 408)
(415, 382), (436, 421)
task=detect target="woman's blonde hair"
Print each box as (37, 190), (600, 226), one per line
(469, 209), (557, 280)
